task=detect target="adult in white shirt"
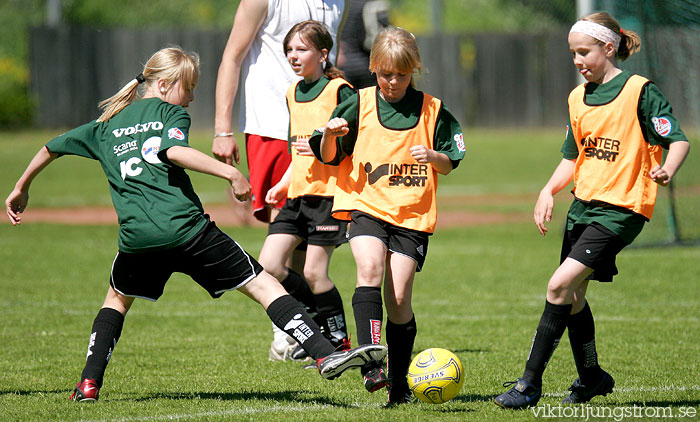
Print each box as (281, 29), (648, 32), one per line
(214, 0), (346, 223)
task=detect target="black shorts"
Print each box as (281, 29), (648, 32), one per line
(268, 196), (347, 246)
(561, 223), (629, 283)
(347, 211), (430, 271)
(111, 220), (263, 301)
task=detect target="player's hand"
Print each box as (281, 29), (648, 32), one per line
(213, 134), (240, 166)
(410, 145), (433, 163)
(230, 172), (251, 202)
(534, 190), (555, 236)
(292, 137), (313, 156)
(323, 118), (350, 137)
(649, 165), (672, 186)
(265, 183), (287, 205)
(6, 189), (29, 226)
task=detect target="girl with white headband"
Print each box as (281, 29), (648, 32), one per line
(495, 12), (690, 409)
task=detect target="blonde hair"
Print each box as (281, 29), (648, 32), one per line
(97, 46), (200, 122)
(284, 20), (345, 80)
(369, 27), (422, 85)
(583, 12), (641, 61)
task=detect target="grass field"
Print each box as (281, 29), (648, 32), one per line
(1, 128), (699, 421)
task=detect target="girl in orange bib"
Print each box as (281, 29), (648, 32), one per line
(310, 27), (466, 405)
(495, 12), (690, 409)
(258, 21), (356, 361)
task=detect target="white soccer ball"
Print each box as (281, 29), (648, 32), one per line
(407, 348), (464, 404)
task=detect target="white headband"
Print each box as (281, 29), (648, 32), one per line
(569, 20), (621, 51)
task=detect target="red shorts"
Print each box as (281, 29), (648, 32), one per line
(245, 134), (291, 222)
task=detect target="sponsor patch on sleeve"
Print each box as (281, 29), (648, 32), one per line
(168, 127), (185, 141)
(651, 117), (672, 137)
(454, 133), (466, 152)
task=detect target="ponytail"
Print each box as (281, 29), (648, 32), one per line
(582, 12), (641, 61)
(616, 29), (641, 61)
(324, 62), (345, 80)
(97, 75), (145, 122)
(96, 47), (199, 122)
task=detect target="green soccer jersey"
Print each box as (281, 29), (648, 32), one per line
(308, 86), (465, 167)
(560, 70), (689, 243)
(46, 97), (208, 253)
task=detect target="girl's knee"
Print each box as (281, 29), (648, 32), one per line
(356, 260), (383, 284)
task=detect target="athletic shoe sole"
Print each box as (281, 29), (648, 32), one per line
(319, 344), (387, 380)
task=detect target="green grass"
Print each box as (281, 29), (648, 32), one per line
(1, 223), (699, 421)
(1, 128), (699, 420)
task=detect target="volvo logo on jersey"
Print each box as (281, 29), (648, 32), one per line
(580, 136), (621, 162)
(364, 162), (429, 187)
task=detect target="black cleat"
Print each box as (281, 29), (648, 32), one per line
(562, 371), (614, 404)
(494, 377), (541, 409)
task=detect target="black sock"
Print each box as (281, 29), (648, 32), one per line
(522, 301), (572, 387)
(568, 301), (603, 385)
(281, 269), (319, 320)
(314, 287), (347, 344)
(266, 295), (334, 359)
(386, 316), (417, 393)
(352, 286), (383, 346)
(81, 307), (124, 387)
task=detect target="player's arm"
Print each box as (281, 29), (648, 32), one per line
(213, 0), (267, 165)
(534, 158), (576, 236)
(318, 118), (350, 163)
(650, 140), (690, 186)
(6, 146), (58, 225)
(266, 163), (291, 205)
(409, 147), (453, 175)
(419, 104), (465, 175)
(166, 146), (251, 202)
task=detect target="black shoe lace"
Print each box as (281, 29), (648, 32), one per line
(502, 380), (518, 388)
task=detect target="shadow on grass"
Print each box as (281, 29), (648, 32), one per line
(0, 389), (354, 408)
(452, 393), (495, 404)
(452, 348), (490, 354)
(1, 389), (66, 395)
(118, 390), (355, 408)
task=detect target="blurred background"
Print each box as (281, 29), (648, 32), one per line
(1, 0), (698, 245)
(1, 0), (697, 132)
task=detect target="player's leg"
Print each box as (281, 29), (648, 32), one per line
(71, 285), (134, 402)
(238, 271), (386, 379)
(384, 252), (418, 405)
(495, 257), (592, 409)
(348, 227), (389, 392)
(259, 233), (316, 317)
(261, 212), (319, 361)
(562, 225), (627, 404)
(186, 221), (386, 379)
(304, 244), (349, 348)
(563, 281), (614, 404)
(350, 234), (386, 345)
(72, 246), (171, 402)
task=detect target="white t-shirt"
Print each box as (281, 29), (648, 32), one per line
(239, 0), (345, 140)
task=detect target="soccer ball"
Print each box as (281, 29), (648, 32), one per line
(407, 348), (464, 404)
